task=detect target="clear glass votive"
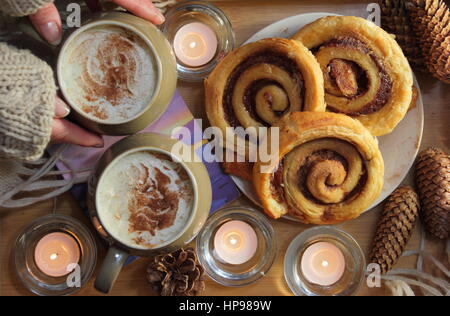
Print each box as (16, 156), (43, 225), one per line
(161, 0), (235, 82)
(284, 226), (366, 296)
(196, 207), (277, 287)
(14, 214), (97, 296)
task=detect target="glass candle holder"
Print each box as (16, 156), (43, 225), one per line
(14, 214), (97, 296)
(196, 207), (277, 287)
(284, 226), (366, 296)
(161, 0), (235, 82)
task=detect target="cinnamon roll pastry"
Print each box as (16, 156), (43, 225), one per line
(254, 112), (384, 224)
(292, 16), (414, 136)
(205, 38), (325, 153)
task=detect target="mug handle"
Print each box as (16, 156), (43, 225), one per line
(95, 246), (129, 294)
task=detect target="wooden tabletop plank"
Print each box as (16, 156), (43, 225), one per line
(1, 0), (449, 296)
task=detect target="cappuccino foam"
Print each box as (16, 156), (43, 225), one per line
(61, 25), (157, 123)
(97, 151), (194, 249)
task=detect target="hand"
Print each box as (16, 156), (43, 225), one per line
(52, 97), (105, 148)
(29, 0), (165, 45)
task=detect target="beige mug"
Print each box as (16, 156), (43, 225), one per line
(57, 12), (177, 135)
(87, 133), (212, 294)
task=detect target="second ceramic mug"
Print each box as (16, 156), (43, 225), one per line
(87, 133), (212, 294)
(57, 12), (177, 135)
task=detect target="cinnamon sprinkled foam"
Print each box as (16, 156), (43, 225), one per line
(61, 25), (157, 123)
(97, 151), (194, 249)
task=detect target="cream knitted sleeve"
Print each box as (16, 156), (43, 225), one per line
(0, 43), (55, 161)
(0, 0), (55, 17)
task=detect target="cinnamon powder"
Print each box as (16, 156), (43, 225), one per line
(80, 32), (139, 119)
(127, 163), (191, 246)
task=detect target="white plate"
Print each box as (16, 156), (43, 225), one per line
(231, 12), (425, 217)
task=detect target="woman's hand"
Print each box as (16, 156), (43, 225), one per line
(52, 97), (105, 147)
(29, 0), (165, 45)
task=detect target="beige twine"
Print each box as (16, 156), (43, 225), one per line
(153, 0), (178, 13)
(0, 145), (92, 209)
(381, 227), (450, 296)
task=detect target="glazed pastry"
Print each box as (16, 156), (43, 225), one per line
(292, 16), (414, 136)
(254, 112), (384, 224)
(205, 38), (325, 153)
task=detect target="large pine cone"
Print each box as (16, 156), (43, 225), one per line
(370, 187), (420, 274)
(415, 147), (450, 239)
(407, 0), (450, 83)
(147, 248), (206, 296)
(379, 0), (425, 69)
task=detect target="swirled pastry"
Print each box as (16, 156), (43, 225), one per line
(292, 16), (414, 136)
(254, 112), (384, 224)
(205, 38), (325, 152)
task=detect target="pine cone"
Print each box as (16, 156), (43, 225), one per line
(415, 147), (450, 239)
(379, 0), (425, 69)
(407, 0), (450, 83)
(147, 248), (206, 296)
(370, 186), (420, 274)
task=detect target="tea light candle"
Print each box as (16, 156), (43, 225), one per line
(214, 220), (258, 265)
(173, 22), (218, 67)
(301, 242), (346, 286)
(34, 232), (80, 278)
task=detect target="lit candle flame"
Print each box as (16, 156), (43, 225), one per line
(214, 220), (258, 265)
(225, 232), (243, 250)
(34, 232), (80, 277)
(301, 242), (346, 286)
(173, 22), (218, 67)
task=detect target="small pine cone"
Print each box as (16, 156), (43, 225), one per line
(147, 248), (206, 296)
(379, 0), (425, 69)
(415, 148), (450, 239)
(370, 187), (420, 274)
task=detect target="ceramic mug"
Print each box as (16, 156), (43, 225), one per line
(57, 12), (177, 135)
(87, 133), (212, 294)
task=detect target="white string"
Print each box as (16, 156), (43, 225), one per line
(416, 225), (426, 272)
(383, 229), (450, 296)
(17, 166), (93, 177)
(382, 275), (444, 296)
(402, 250), (450, 279)
(0, 144), (92, 209)
(385, 280), (415, 296)
(52, 196), (57, 215)
(388, 268), (450, 292)
(153, 0), (178, 12)
(0, 144), (69, 202)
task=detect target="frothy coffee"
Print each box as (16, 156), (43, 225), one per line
(97, 151), (194, 249)
(61, 25), (158, 123)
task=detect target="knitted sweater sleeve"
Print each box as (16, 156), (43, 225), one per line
(0, 43), (55, 161)
(0, 0), (55, 17)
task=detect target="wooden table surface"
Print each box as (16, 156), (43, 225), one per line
(1, 0), (449, 296)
